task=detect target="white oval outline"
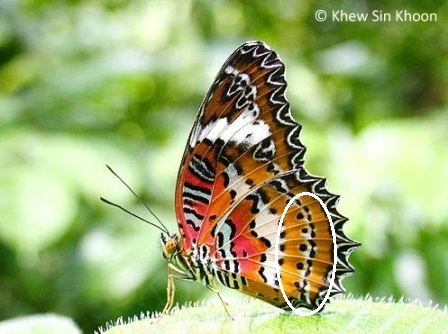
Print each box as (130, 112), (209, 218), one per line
(275, 191), (337, 316)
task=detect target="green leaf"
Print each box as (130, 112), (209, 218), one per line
(96, 297), (448, 334)
(0, 314), (81, 334)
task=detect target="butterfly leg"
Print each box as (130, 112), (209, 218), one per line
(161, 263), (194, 315)
(149, 265), (178, 324)
(207, 284), (234, 320)
(162, 263), (181, 314)
(161, 268), (175, 315)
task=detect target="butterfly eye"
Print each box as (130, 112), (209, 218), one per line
(161, 234), (179, 259)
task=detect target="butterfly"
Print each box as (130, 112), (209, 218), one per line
(105, 41), (359, 316)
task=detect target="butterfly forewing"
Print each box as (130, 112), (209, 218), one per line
(175, 41), (358, 310)
(175, 42), (283, 250)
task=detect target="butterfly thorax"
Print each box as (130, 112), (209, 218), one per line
(161, 233), (216, 286)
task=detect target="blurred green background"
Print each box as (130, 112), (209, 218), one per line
(1, 1), (447, 332)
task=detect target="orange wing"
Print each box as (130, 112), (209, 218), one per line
(175, 41), (359, 310)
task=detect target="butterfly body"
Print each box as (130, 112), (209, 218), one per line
(160, 41), (359, 312)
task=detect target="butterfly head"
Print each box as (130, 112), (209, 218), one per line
(161, 233), (181, 260)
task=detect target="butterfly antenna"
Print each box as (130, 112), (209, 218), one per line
(100, 197), (168, 234)
(102, 165), (170, 235)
